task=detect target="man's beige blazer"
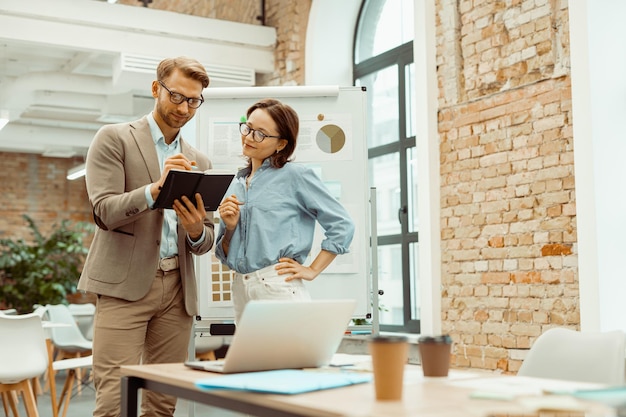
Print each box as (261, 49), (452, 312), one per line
(77, 116), (214, 316)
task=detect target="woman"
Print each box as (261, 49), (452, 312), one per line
(215, 98), (355, 323)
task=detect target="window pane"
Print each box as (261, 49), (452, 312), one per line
(369, 153), (400, 236)
(405, 63), (416, 139)
(357, 66), (399, 148)
(409, 242), (420, 320)
(406, 147), (418, 233)
(355, 0), (415, 63)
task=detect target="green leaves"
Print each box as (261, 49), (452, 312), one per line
(0, 215), (94, 313)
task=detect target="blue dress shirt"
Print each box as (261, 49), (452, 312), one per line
(215, 159), (355, 274)
(144, 113), (204, 258)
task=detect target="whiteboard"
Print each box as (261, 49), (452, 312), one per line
(194, 86), (371, 321)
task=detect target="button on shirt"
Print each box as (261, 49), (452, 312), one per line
(214, 159), (355, 274)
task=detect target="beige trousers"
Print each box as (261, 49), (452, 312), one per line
(92, 269), (192, 417)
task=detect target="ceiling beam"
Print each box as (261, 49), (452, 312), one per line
(0, 123), (95, 155)
(0, 0), (276, 73)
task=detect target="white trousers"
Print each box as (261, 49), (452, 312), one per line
(232, 263), (311, 323)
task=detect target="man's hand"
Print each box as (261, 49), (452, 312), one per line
(150, 153), (198, 200)
(174, 194), (206, 241)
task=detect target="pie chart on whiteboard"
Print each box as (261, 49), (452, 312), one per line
(316, 124), (346, 154)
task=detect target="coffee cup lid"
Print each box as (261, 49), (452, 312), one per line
(417, 334), (452, 344)
(369, 335), (408, 343)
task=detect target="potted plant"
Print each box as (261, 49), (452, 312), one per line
(0, 215), (94, 313)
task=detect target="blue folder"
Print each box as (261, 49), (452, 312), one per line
(195, 369), (372, 395)
(566, 386), (626, 408)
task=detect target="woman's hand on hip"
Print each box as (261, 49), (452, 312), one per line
(276, 258), (319, 282)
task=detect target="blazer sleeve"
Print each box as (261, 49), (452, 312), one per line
(86, 121), (155, 231)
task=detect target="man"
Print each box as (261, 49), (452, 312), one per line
(78, 56), (213, 417)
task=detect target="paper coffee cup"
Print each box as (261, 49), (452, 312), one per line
(368, 335), (409, 400)
(417, 335), (452, 377)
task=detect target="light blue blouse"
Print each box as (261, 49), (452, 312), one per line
(215, 159), (355, 274)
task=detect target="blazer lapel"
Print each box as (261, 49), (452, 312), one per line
(180, 138), (197, 162)
(130, 117), (161, 182)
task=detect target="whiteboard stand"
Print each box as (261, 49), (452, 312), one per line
(345, 187), (379, 336)
(370, 187), (379, 336)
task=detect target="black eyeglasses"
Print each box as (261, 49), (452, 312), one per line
(239, 123), (281, 143)
(158, 80), (204, 109)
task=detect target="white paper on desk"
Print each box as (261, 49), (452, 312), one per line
(328, 354), (372, 372)
(450, 376), (598, 397)
(518, 395), (587, 412)
(329, 353), (370, 366)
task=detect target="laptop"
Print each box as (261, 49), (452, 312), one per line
(185, 299), (356, 374)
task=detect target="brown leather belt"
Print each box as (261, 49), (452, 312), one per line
(159, 255), (179, 272)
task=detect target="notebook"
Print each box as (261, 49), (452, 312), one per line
(185, 299), (356, 374)
(153, 169), (234, 210)
(195, 369), (372, 394)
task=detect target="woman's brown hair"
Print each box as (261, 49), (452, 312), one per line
(245, 98), (299, 169)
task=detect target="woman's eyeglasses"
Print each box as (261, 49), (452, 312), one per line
(158, 80), (204, 109)
(239, 123), (281, 143)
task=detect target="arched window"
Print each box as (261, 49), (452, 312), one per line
(354, 0), (419, 333)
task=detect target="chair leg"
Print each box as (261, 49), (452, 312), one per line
(1, 392), (9, 417)
(57, 370), (76, 417)
(8, 392), (19, 417)
(18, 380), (39, 417)
(1, 391), (17, 417)
(29, 378), (41, 400)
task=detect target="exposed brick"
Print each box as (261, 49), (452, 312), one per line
(540, 243), (573, 256)
(438, 0), (576, 374)
(0, 153), (91, 241)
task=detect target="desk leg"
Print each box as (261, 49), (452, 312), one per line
(120, 376), (140, 417)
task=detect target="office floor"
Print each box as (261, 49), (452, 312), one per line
(9, 371), (242, 417)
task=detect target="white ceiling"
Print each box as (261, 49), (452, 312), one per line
(0, 0), (276, 158)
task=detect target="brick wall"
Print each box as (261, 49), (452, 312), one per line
(437, 0), (577, 373)
(0, 153), (91, 240)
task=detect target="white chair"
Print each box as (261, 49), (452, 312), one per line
(0, 313), (49, 417)
(517, 327), (626, 385)
(45, 304), (93, 359)
(52, 355), (93, 417)
(31, 304), (94, 417)
(67, 303), (95, 341)
(45, 303), (93, 402)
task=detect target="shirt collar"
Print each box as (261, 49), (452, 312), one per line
(236, 158), (273, 179)
(147, 112), (180, 147)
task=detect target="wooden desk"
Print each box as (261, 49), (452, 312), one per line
(119, 363), (617, 417)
